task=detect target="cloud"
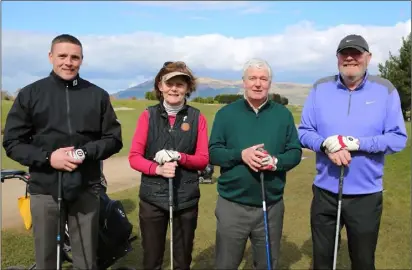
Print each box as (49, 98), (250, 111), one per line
(2, 20), (410, 93)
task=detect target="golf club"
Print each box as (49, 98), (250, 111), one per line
(168, 177), (174, 270)
(333, 166), (345, 270)
(257, 147), (272, 270)
(57, 171), (63, 270)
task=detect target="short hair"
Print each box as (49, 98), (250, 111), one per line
(51, 34), (82, 52)
(153, 62), (197, 101)
(242, 58), (272, 80)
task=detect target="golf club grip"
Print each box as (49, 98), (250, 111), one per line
(338, 166), (344, 200)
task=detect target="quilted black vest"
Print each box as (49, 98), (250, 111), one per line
(139, 102), (200, 211)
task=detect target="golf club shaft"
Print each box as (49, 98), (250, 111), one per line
(169, 177), (173, 270)
(333, 166), (345, 270)
(260, 172), (272, 270)
(57, 171), (62, 270)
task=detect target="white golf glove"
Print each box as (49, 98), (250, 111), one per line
(66, 149), (86, 161)
(261, 154), (278, 171)
(154, 149), (181, 165)
(323, 135), (360, 153)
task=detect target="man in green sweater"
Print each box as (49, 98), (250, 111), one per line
(209, 58), (302, 269)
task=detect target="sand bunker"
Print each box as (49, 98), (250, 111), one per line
(114, 107), (135, 111)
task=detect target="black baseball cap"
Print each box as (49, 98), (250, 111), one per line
(336, 34), (369, 53)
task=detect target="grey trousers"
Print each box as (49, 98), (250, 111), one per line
(215, 196), (285, 270)
(30, 186), (100, 270)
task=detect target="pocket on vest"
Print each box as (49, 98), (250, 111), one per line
(140, 180), (168, 197)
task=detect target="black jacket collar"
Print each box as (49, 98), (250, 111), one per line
(49, 70), (81, 89)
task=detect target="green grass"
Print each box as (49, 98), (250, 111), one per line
(1, 99), (411, 269)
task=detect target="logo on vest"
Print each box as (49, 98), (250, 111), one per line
(181, 122), (190, 131)
(73, 79), (78, 87)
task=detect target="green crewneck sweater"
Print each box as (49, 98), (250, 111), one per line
(209, 98), (302, 207)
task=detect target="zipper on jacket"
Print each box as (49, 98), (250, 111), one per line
(65, 85), (73, 142)
(347, 91), (352, 115)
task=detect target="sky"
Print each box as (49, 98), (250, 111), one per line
(2, 1), (411, 94)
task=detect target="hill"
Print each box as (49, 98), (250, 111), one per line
(114, 77), (312, 105)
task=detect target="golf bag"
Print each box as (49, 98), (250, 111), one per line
(198, 164), (214, 184)
(1, 169), (137, 270)
(97, 191), (134, 263)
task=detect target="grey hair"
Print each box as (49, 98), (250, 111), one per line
(242, 58), (272, 80)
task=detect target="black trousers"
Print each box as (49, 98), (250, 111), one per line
(139, 199), (198, 270)
(311, 185), (383, 270)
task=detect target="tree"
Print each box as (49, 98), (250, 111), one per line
(378, 32), (411, 119)
(144, 91), (156, 100)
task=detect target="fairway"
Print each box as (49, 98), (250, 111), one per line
(1, 99), (410, 269)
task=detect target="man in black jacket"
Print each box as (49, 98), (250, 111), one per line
(2, 34), (123, 269)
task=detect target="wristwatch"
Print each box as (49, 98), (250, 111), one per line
(46, 151), (52, 164)
(320, 141), (327, 153)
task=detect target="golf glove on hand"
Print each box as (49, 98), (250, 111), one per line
(66, 149), (86, 161)
(154, 149), (181, 165)
(261, 154), (278, 171)
(323, 135), (360, 153)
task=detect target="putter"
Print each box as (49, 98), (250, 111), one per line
(257, 147), (272, 270)
(333, 166), (345, 270)
(168, 177), (174, 270)
(56, 171), (63, 270)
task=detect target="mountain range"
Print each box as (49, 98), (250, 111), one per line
(113, 77), (312, 105)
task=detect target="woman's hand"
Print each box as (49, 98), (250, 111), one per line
(155, 161), (178, 178)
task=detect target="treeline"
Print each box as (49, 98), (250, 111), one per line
(192, 93), (289, 105)
(145, 91), (157, 100)
(144, 91), (289, 105)
(1, 91), (14, 101)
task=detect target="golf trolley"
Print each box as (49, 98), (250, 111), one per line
(1, 169), (137, 270)
(198, 164), (215, 184)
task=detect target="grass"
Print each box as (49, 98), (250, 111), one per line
(1, 99), (411, 269)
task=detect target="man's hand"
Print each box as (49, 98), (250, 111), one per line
(50, 147), (83, 172)
(155, 161), (178, 178)
(241, 143), (266, 172)
(154, 149), (181, 165)
(260, 153), (278, 171)
(323, 135), (360, 153)
(327, 149), (352, 167)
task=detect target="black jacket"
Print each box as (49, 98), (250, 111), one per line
(139, 102), (200, 211)
(2, 71), (123, 201)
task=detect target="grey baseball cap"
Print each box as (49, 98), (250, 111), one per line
(336, 34), (369, 53)
(162, 71), (190, 82)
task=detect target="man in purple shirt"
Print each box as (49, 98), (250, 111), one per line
(298, 34), (407, 270)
